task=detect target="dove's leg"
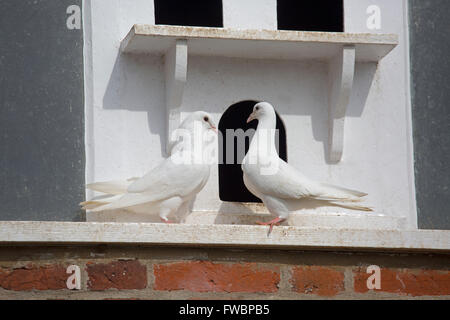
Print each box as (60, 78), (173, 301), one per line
(174, 197), (194, 223)
(159, 197), (183, 223)
(256, 217), (286, 233)
(256, 196), (289, 232)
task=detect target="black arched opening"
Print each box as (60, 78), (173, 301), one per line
(218, 101), (287, 203)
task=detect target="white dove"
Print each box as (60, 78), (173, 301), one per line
(242, 102), (371, 232)
(80, 111), (217, 223)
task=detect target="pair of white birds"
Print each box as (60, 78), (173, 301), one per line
(82, 102), (371, 231)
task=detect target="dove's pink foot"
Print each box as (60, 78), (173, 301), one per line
(256, 217), (285, 233)
(160, 218), (175, 224)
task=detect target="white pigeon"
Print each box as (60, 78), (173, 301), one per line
(80, 111), (217, 223)
(242, 102), (371, 232)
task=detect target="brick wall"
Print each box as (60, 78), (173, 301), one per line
(0, 246), (449, 299)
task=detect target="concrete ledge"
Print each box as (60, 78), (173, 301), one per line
(0, 221), (448, 253)
(121, 24), (398, 62)
(87, 210), (407, 231)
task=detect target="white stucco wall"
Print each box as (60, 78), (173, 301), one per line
(84, 0), (416, 229)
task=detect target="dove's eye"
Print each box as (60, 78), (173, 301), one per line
(203, 116), (209, 122)
(255, 106), (260, 111)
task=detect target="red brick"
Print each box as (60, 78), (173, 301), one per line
(353, 267), (450, 296)
(290, 266), (345, 297)
(0, 264), (68, 291)
(86, 260), (147, 290)
(153, 261), (280, 293)
(103, 298), (141, 300)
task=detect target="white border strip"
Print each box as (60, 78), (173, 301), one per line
(402, 0), (418, 229)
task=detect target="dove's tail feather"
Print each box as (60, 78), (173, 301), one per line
(80, 201), (106, 210)
(315, 183), (368, 200)
(89, 193), (160, 212)
(80, 194), (123, 210)
(328, 201), (373, 212)
(311, 196), (363, 203)
(86, 178), (138, 195)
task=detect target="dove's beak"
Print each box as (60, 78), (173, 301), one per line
(247, 112), (257, 123)
(208, 121), (218, 133)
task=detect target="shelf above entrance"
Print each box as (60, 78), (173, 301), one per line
(121, 24), (398, 62)
(120, 24), (398, 162)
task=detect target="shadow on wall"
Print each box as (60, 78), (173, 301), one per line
(182, 56), (378, 165)
(347, 63), (378, 117)
(323, 62), (378, 163)
(102, 52), (167, 156)
(102, 53), (377, 164)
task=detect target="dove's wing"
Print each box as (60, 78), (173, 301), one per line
(245, 158), (315, 199)
(126, 157), (208, 196)
(246, 158), (366, 202)
(91, 157), (209, 212)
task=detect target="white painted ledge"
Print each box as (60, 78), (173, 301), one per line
(0, 221), (449, 253)
(121, 24), (398, 62)
(120, 24), (399, 161)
